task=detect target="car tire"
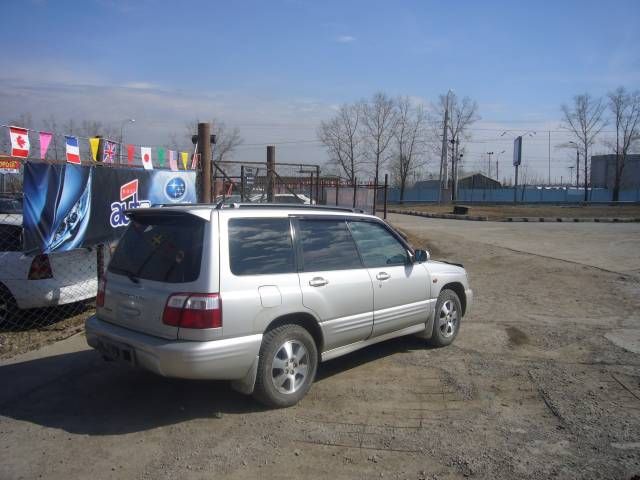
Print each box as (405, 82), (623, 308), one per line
(0, 285), (18, 329)
(427, 289), (462, 347)
(253, 324), (318, 408)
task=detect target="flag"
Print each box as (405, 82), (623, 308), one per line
(39, 131), (53, 159)
(169, 150), (177, 171)
(141, 146), (153, 170)
(103, 140), (117, 163)
(157, 147), (165, 167)
(180, 151), (188, 170)
(191, 153), (199, 170)
(89, 137), (100, 161)
(65, 136), (80, 164)
(127, 144), (134, 165)
(9, 126), (30, 158)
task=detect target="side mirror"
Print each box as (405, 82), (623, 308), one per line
(414, 249), (430, 263)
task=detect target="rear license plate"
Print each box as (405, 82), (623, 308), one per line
(96, 338), (136, 366)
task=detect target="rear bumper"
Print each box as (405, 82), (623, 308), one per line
(4, 278), (97, 309)
(85, 316), (262, 380)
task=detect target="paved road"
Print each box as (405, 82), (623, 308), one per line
(389, 213), (640, 275)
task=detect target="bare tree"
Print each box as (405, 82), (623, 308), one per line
(608, 87), (640, 201)
(392, 97), (428, 202)
(361, 92), (397, 189)
(429, 93), (479, 198)
(185, 119), (243, 163)
(317, 103), (363, 182)
(8, 113), (33, 129)
(561, 93), (607, 201)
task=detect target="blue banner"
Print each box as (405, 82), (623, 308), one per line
(23, 162), (196, 253)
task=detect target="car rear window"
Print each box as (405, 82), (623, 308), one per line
(108, 214), (204, 283)
(228, 218), (295, 275)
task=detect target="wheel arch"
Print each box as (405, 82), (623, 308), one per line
(264, 312), (324, 353)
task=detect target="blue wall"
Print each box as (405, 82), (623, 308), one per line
(387, 186), (640, 203)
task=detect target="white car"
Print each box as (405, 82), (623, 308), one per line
(0, 214), (104, 325)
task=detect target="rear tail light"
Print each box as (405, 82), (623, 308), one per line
(96, 276), (107, 307)
(163, 293), (222, 329)
(28, 254), (53, 280)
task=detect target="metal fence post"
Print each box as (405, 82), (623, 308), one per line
(240, 165), (245, 201)
(335, 181), (339, 206)
(353, 177), (357, 209)
(383, 174), (388, 219)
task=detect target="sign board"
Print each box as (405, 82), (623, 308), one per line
(0, 158), (21, 174)
(513, 136), (522, 166)
(23, 162), (196, 253)
(244, 167), (255, 186)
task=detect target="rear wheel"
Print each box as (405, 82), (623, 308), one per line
(0, 286), (18, 329)
(253, 324), (318, 408)
(427, 289), (462, 347)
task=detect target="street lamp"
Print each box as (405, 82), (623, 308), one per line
(119, 118), (135, 163)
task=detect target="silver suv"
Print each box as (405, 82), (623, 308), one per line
(86, 204), (472, 407)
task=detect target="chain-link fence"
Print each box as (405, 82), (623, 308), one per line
(0, 174), (112, 358)
(214, 160), (388, 215)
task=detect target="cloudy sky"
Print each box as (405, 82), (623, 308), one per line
(1, 0), (638, 182)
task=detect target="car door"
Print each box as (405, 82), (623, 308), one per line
(348, 220), (431, 337)
(294, 217), (374, 351)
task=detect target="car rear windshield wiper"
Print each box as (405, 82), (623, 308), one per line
(109, 266), (140, 284)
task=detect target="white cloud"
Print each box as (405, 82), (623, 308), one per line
(336, 35), (355, 43)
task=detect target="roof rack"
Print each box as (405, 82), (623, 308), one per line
(150, 202), (367, 214)
(221, 203), (366, 213)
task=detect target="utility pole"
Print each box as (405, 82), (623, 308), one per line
(547, 130), (551, 185)
(568, 165), (575, 187)
(486, 151), (494, 178)
(576, 150), (580, 188)
(438, 92), (450, 203)
(197, 122), (212, 203)
(266, 145), (275, 202)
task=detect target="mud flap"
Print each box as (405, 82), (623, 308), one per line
(230, 355), (259, 395)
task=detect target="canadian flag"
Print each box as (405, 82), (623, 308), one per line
(141, 147), (153, 170)
(9, 127), (30, 158)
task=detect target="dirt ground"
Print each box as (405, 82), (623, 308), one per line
(0, 303), (92, 359)
(390, 203), (640, 221)
(1, 221), (639, 479)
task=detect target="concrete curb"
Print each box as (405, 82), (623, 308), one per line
(387, 209), (488, 221)
(505, 217), (640, 223)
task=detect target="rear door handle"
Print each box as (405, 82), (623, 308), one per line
(376, 272), (390, 281)
(309, 277), (329, 287)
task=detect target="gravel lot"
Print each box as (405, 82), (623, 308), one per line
(1, 215), (639, 480)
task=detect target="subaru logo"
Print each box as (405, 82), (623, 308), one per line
(165, 177), (186, 201)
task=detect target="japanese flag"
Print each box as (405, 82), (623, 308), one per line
(9, 126), (30, 158)
(141, 147), (153, 170)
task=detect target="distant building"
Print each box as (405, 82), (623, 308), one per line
(591, 154), (640, 189)
(458, 173), (501, 189)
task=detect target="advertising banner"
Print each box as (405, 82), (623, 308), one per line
(23, 162), (196, 253)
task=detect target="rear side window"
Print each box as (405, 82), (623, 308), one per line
(298, 219), (362, 271)
(228, 218), (295, 275)
(108, 214), (204, 283)
(348, 221), (409, 268)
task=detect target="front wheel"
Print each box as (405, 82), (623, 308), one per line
(253, 324), (318, 408)
(427, 289), (462, 347)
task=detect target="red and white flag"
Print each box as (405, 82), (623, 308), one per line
(9, 126), (30, 158)
(141, 147), (153, 170)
